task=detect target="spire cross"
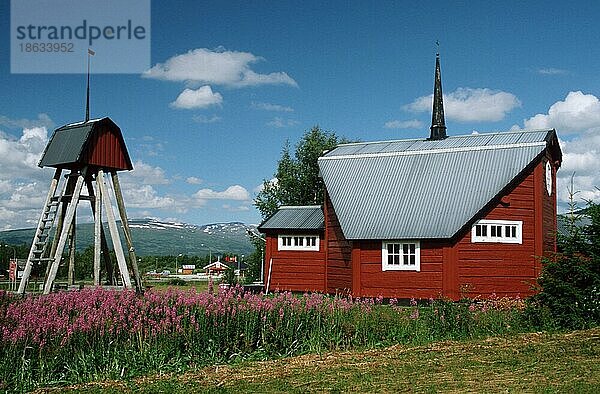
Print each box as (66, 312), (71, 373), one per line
(429, 49), (447, 140)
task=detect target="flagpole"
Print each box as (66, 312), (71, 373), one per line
(85, 48), (95, 122)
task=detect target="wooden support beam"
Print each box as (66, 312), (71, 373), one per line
(97, 170), (132, 288)
(43, 168), (87, 294)
(86, 178), (114, 285)
(93, 178), (102, 286)
(18, 168), (62, 294)
(111, 171), (142, 292)
(67, 216), (76, 285)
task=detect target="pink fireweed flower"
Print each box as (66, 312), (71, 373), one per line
(410, 308), (419, 320)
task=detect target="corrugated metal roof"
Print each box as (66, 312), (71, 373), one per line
(324, 129), (554, 158)
(39, 117), (133, 170)
(557, 215), (591, 238)
(259, 206), (324, 231)
(39, 122), (94, 167)
(319, 129), (558, 240)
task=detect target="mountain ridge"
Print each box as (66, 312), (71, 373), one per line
(0, 218), (257, 256)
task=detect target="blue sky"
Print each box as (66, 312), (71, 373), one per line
(1, 1), (600, 230)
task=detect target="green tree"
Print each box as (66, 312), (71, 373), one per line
(528, 198), (600, 329)
(244, 235), (264, 283)
(254, 126), (347, 219)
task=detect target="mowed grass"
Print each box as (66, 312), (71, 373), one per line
(37, 327), (600, 393)
(144, 279), (209, 292)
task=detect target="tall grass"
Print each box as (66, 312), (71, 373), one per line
(0, 287), (529, 392)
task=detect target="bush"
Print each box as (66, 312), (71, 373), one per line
(527, 201), (600, 329)
(221, 266), (237, 286)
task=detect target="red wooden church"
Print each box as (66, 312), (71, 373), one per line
(259, 54), (562, 299)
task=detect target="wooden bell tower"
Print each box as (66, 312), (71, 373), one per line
(17, 117), (142, 294)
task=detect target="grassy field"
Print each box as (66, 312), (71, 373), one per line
(35, 327), (600, 393)
(144, 278), (210, 292)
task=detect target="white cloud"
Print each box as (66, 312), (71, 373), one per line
(251, 101), (294, 112)
(0, 126), (55, 229)
(192, 114), (222, 123)
(267, 117), (300, 128)
(134, 136), (166, 158)
(0, 127), (49, 178)
(122, 160), (169, 185)
(538, 68), (567, 75)
(518, 91), (600, 208)
(143, 48), (297, 88)
(194, 185), (250, 201)
(222, 204), (250, 212)
(405, 88), (521, 122)
(121, 184), (176, 209)
(186, 176), (202, 185)
(170, 86), (223, 109)
(0, 113), (54, 130)
(384, 119), (423, 129)
(556, 134), (600, 207)
(523, 91), (600, 134)
(253, 178), (277, 194)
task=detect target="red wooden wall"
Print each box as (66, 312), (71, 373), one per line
(263, 232), (326, 293)
(355, 240), (445, 299)
(542, 155), (558, 258)
(325, 193), (353, 294)
(454, 163), (538, 298)
(83, 124), (132, 171)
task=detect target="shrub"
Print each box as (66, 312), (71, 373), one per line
(221, 266), (237, 286)
(527, 201), (600, 329)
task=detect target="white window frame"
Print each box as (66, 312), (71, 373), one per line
(471, 219), (522, 244)
(382, 240), (420, 271)
(278, 234), (320, 251)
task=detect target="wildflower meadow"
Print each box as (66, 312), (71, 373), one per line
(0, 286), (530, 392)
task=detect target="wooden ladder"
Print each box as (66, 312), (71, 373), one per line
(18, 169), (63, 294)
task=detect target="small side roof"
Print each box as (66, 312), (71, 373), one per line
(319, 129), (562, 240)
(557, 214), (592, 238)
(258, 206), (324, 231)
(39, 117), (133, 171)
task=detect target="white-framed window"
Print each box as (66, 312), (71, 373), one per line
(278, 234), (320, 251)
(382, 240), (420, 271)
(471, 219), (522, 244)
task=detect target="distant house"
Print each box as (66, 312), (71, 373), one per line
(203, 261), (231, 276)
(259, 55), (562, 299)
(181, 265), (196, 275)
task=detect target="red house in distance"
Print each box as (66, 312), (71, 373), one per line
(259, 54), (562, 300)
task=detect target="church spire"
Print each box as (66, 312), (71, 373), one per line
(429, 50), (447, 140)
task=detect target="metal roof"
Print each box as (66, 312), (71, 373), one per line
(39, 122), (94, 167)
(39, 117), (133, 170)
(323, 129), (554, 158)
(258, 206), (324, 231)
(319, 129), (560, 240)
